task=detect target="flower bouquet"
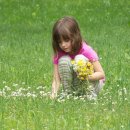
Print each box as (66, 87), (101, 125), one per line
(71, 55), (94, 80)
(71, 55), (95, 98)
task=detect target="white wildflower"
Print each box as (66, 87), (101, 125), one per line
(11, 91), (23, 97)
(120, 125), (124, 128)
(0, 90), (4, 96)
(1, 89), (6, 97)
(12, 83), (18, 87)
(32, 94), (37, 98)
(118, 90), (122, 96)
(112, 109), (115, 112)
(19, 87), (26, 92)
(27, 87), (31, 90)
(66, 95), (70, 99)
(80, 97), (85, 101)
(47, 91), (51, 95)
(22, 82), (25, 85)
(86, 124), (90, 128)
(123, 87), (127, 94)
(42, 93), (47, 97)
(40, 91), (45, 95)
(36, 86), (43, 90)
(4, 86), (11, 91)
(26, 92), (32, 97)
(125, 98), (128, 101)
(3, 81), (6, 84)
(57, 99), (65, 103)
(74, 96), (79, 100)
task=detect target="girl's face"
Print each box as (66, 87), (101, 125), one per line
(59, 39), (72, 53)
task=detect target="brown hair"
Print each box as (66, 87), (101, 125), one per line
(52, 16), (82, 54)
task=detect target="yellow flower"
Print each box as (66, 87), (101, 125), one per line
(82, 67), (87, 71)
(80, 77), (84, 80)
(71, 60), (75, 65)
(87, 62), (92, 66)
(78, 72), (82, 76)
(72, 59), (94, 80)
(77, 60), (86, 66)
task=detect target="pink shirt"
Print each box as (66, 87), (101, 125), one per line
(53, 42), (99, 64)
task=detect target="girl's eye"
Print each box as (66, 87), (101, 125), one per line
(65, 39), (70, 42)
(58, 40), (61, 44)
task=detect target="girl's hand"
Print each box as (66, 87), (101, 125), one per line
(51, 64), (60, 99)
(88, 61), (105, 81)
(88, 75), (93, 80)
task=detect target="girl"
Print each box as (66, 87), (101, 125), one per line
(51, 16), (105, 99)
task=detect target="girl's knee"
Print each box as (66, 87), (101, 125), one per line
(74, 54), (88, 62)
(58, 55), (71, 65)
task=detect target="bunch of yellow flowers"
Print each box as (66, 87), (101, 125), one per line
(71, 59), (94, 80)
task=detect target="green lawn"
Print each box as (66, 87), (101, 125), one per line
(0, 0), (130, 129)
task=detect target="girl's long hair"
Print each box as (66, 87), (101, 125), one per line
(52, 16), (82, 55)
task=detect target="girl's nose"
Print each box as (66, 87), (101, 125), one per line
(61, 42), (66, 47)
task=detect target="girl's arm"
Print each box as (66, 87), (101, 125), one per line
(51, 64), (60, 99)
(88, 61), (105, 81)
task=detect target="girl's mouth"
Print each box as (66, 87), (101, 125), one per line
(63, 48), (68, 51)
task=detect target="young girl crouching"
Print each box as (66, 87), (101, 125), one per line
(51, 16), (105, 100)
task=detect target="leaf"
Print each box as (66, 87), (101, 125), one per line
(125, 53), (130, 60)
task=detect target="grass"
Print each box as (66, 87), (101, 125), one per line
(0, 0), (130, 129)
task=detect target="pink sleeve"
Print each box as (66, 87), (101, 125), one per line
(53, 51), (64, 64)
(83, 45), (99, 62)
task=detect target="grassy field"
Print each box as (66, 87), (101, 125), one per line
(0, 0), (130, 129)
